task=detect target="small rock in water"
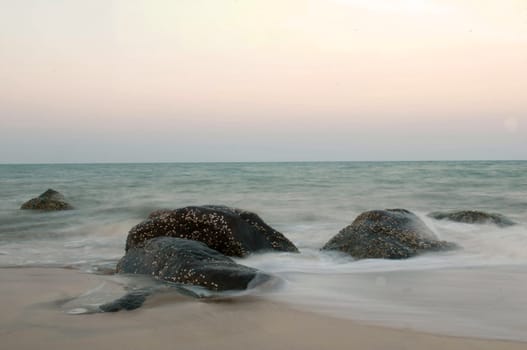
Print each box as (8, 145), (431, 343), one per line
(322, 209), (458, 260)
(428, 210), (516, 227)
(99, 291), (149, 312)
(20, 189), (74, 211)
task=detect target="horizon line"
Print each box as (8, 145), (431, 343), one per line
(1, 159), (525, 166)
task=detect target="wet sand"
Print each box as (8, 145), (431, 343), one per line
(0, 268), (524, 350)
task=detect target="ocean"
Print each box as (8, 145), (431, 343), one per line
(1, 161), (526, 340)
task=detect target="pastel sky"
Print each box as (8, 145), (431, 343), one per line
(1, 0), (526, 163)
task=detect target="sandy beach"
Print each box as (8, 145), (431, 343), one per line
(0, 267), (524, 350)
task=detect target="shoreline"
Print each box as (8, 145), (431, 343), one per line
(1, 267), (525, 350)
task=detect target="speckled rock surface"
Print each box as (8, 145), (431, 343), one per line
(20, 189), (74, 211)
(117, 237), (271, 292)
(428, 210), (516, 227)
(322, 209), (457, 259)
(125, 205), (298, 257)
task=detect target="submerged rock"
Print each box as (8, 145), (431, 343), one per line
(428, 210), (516, 227)
(99, 291), (149, 312)
(125, 205), (298, 257)
(117, 237), (272, 292)
(20, 189), (73, 211)
(322, 209), (457, 259)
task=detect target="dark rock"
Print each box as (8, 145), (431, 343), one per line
(117, 237), (272, 292)
(99, 290), (149, 312)
(20, 189), (74, 211)
(322, 209), (457, 259)
(125, 205), (298, 257)
(428, 210), (516, 227)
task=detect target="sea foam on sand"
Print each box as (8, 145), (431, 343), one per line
(0, 267), (525, 350)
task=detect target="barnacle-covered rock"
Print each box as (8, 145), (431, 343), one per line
(428, 210), (516, 227)
(117, 237), (271, 292)
(20, 189), (74, 211)
(125, 205), (298, 257)
(322, 209), (457, 259)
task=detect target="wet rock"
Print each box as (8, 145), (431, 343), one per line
(99, 291), (149, 312)
(117, 237), (272, 292)
(125, 205), (298, 257)
(322, 209), (457, 259)
(428, 210), (516, 227)
(20, 189), (73, 211)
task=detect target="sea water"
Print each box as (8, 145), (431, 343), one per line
(1, 161), (526, 340)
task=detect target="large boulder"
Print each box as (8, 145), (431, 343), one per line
(428, 210), (516, 227)
(20, 189), (73, 211)
(125, 205), (298, 257)
(117, 237), (272, 292)
(322, 209), (457, 259)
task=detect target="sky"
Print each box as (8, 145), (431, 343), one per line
(0, 0), (526, 163)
